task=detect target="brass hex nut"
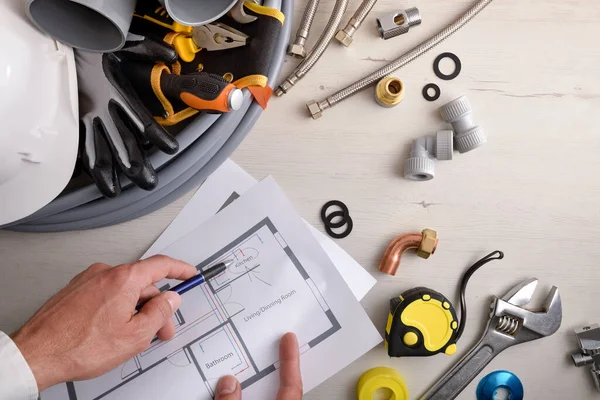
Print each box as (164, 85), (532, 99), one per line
(416, 228), (438, 259)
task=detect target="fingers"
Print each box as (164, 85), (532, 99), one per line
(156, 318), (177, 341)
(131, 255), (198, 289)
(277, 333), (303, 400)
(132, 291), (181, 342)
(139, 285), (161, 302)
(139, 285), (176, 341)
(215, 375), (242, 400)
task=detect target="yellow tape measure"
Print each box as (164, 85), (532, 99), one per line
(383, 252), (505, 358)
(356, 367), (408, 400)
(385, 287), (459, 357)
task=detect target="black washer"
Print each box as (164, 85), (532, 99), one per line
(422, 83), (441, 101)
(433, 52), (462, 81)
(325, 216), (353, 239)
(325, 210), (348, 229)
(320, 200), (350, 224)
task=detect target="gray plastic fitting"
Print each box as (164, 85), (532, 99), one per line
(404, 130), (453, 181)
(439, 95), (486, 153)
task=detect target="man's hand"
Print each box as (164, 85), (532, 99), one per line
(215, 333), (303, 400)
(10, 255), (197, 391)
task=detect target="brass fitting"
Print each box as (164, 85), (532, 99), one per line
(416, 229), (437, 258)
(375, 76), (405, 108)
(378, 229), (438, 276)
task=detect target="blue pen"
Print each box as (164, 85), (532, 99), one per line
(136, 260), (233, 311)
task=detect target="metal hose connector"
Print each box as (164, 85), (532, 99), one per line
(288, 0), (320, 58)
(307, 0), (495, 119)
(335, 0), (379, 47)
(276, 0), (348, 96)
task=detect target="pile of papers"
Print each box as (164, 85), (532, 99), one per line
(42, 160), (381, 400)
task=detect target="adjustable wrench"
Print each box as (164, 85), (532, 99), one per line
(420, 278), (562, 400)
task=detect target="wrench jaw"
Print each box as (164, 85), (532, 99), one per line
(490, 281), (563, 345)
(533, 285), (562, 336)
(501, 278), (538, 306)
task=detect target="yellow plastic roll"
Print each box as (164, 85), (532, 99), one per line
(356, 367), (409, 400)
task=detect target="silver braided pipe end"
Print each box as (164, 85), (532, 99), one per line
(335, 0), (379, 47)
(275, 73), (300, 96)
(288, 41), (307, 58)
(335, 20), (358, 47)
(277, 0), (349, 96)
(288, 0), (320, 58)
(306, 98), (331, 119)
(307, 0), (495, 118)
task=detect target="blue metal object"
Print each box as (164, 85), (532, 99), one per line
(476, 370), (524, 400)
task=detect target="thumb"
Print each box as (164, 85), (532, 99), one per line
(215, 375), (241, 400)
(134, 291), (181, 340)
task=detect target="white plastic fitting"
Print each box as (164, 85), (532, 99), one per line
(438, 95), (486, 153)
(404, 130), (453, 181)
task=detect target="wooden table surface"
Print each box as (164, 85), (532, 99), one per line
(2, 0), (600, 398)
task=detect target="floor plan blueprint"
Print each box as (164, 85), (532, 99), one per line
(41, 177), (381, 400)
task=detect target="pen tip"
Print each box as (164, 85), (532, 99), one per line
(224, 259), (234, 267)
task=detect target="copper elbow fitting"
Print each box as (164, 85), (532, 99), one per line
(378, 229), (438, 276)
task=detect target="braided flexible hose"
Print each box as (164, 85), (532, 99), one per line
(307, 0), (495, 118)
(276, 0), (349, 95)
(336, 0), (379, 46)
(290, 0), (320, 50)
(350, 0), (378, 26)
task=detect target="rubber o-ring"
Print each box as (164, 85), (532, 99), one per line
(325, 216), (353, 239)
(433, 52), (462, 81)
(325, 210), (349, 229)
(321, 200), (350, 224)
(422, 83), (441, 101)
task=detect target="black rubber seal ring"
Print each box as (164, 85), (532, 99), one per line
(433, 52), (462, 81)
(422, 83), (441, 101)
(325, 210), (348, 229)
(324, 215), (353, 239)
(321, 200), (350, 224)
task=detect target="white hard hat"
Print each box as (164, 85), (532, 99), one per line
(0, 0), (79, 226)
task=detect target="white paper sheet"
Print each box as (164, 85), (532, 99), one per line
(42, 177), (382, 400)
(144, 159), (377, 301)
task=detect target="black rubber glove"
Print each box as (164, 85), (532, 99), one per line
(76, 35), (179, 198)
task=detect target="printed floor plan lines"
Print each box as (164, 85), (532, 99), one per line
(46, 218), (341, 400)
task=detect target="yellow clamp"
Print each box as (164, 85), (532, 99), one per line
(356, 367), (408, 400)
(168, 23), (199, 63)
